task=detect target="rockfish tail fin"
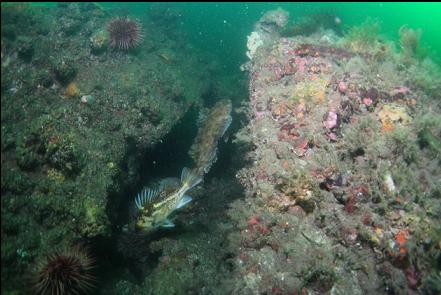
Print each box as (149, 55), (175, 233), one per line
(181, 167), (202, 190)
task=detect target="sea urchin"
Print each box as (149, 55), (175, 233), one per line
(34, 246), (96, 295)
(108, 17), (143, 51)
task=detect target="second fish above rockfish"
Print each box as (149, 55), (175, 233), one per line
(189, 99), (232, 176)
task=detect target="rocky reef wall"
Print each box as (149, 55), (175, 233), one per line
(225, 10), (441, 295)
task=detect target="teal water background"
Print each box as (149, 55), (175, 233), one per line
(34, 2), (441, 73)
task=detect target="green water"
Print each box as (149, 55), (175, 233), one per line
(34, 2), (441, 71)
(121, 3), (441, 70)
(168, 2), (441, 67)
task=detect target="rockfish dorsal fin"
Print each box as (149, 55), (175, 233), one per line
(135, 187), (160, 209)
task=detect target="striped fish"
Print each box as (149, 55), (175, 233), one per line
(132, 167), (202, 232)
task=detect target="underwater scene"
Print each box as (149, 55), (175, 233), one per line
(1, 2), (441, 295)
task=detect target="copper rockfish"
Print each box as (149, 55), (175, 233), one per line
(130, 167), (202, 232)
(190, 99), (232, 175)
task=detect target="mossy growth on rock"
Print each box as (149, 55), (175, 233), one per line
(302, 267), (337, 293)
(53, 59), (78, 85)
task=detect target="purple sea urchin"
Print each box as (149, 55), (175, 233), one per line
(34, 246), (96, 295)
(108, 17), (143, 51)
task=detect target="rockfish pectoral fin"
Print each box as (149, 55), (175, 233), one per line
(203, 148), (218, 174)
(162, 219), (175, 228)
(176, 195), (192, 209)
(222, 115), (232, 138)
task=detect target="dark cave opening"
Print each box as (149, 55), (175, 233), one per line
(138, 107), (200, 182)
(93, 106), (201, 289)
(94, 96), (249, 290)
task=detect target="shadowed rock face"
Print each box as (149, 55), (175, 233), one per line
(190, 99), (232, 176)
(1, 3), (210, 292)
